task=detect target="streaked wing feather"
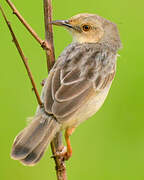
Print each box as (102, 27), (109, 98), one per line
(100, 71), (115, 89)
(44, 72), (55, 114)
(55, 80), (91, 102)
(62, 68), (82, 84)
(52, 86), (93, 118)
(93, 64), (116, 90)
(51, 69), (61, 100)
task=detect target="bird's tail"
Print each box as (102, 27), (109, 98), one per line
(11, 113), (61, 166)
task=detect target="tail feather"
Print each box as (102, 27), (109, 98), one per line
(20, 116), (59, 166)
(12, 130), (25, 147)
(11, 113), (61, 166)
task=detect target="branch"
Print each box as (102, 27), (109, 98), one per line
(2, 1), (67, 179)
(43, 0), (55, 71)
(6, 0), (50, 51)
(43, 0), (67, 180)
(0, 5), (43, 107)
(51, 133), (67, 180)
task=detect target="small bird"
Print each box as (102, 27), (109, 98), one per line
(11, 13), (122, 166)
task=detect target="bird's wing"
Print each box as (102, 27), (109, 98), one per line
(44, 67), (93, 119)
(44, 50), (116, 120)
(93, 66), (116, 91)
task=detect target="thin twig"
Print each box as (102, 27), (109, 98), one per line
(6, 0), (50, 51)
(51, 134), (67, 180)
(43, 0), (55, 71)
(43, 0), (67, 180)
(2, 1), (67, 179)
(0, 5), (43, 107)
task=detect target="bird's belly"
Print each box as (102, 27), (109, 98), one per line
(62, 85), (111, 129)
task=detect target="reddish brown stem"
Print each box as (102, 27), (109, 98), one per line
(0, 5), (43, 107)
(43, 0), (55, 71)
(43, 0), (67, 180)
(51, 134), (67, 180)
(6, 0), (50, 51)
(2, 0), (67, 179)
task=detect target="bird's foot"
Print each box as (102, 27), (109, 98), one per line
(51, 146), (72, 161)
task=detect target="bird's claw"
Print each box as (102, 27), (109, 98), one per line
(51, 146), (71, 161)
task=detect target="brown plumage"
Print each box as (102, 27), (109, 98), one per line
(11, 13), (122, 166)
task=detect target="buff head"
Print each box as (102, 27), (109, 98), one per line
(52, 13), (122, 49)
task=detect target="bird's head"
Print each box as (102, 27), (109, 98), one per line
(52, 13), (122, 49)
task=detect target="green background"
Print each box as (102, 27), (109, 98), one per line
(0, 0), (144, 179)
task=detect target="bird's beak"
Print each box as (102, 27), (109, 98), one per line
(51, 20), (73, 29)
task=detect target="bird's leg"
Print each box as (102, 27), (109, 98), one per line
(52, 127), (75, 161)
(64, 127), (75, 160)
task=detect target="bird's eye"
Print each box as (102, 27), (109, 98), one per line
(82, 25), (91, 32)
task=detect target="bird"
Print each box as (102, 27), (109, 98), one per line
(11, 13), (122, 166)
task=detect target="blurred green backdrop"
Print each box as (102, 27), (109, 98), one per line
(0, 0), (144, 179)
